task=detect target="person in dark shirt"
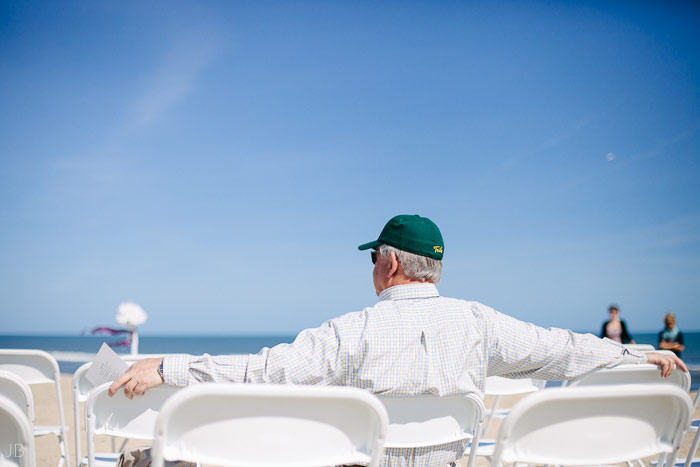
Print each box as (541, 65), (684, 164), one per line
(601, 304), (635, 344)
(658, 312), (684, 357)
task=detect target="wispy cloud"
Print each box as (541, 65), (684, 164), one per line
(48, 23), (224, 186)
(127, 37), (221, 131)
(550, 211), (700, 256)
(632, 120), (700, 162)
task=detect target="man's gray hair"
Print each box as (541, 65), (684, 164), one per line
(379, 244), (442, 283)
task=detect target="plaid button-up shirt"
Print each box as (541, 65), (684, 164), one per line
(163, 283), (645, 466)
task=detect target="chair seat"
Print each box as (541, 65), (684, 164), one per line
(34, 424), (67, 436)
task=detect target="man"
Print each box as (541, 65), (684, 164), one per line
(111, 214), (685, 466)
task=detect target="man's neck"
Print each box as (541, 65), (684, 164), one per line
(386, 276), (430, 288)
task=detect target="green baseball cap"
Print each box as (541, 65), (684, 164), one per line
(358, 214), (444, 260)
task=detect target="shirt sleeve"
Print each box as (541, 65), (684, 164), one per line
(161, 315), (358, 386)
(485, 309), (646, 381)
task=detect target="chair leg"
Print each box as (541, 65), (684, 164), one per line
(118, 438), (130, 453)
(482, 395), (501, 437)
(58, 432), (70, 467)
(685, 427), (700, 467)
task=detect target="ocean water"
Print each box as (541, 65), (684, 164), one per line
(1, 332), (698, 389)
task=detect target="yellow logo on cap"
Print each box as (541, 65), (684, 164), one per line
(433, 246), (443, 254)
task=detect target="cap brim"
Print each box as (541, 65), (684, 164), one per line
(357, 240), (381, 251)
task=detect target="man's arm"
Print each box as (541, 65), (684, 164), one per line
(109, 313), (361, 398)
(485, 310), (686, 380)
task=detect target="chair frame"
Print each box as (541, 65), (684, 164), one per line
(0, 349), (71, 467)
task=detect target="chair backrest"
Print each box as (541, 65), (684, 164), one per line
(0, 349), (60, 385)
(150, 383), (389, 467)
(490, 385), (692, 467)
(567, 363), (690, 391)
(623, 344), (656, 351)
(0, 371), (34, 422)
(0, 393), (36, 467)
(379, 393), (484, 467)
(85, 382), (182, 467)
(484, 376), (546, 395)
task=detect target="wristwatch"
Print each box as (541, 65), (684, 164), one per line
(157, 359), (165, 382)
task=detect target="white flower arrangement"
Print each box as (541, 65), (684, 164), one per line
(116, 301), (147, 328)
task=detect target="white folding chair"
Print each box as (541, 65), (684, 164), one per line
(0, 349), (71, 467)
(150, 383), (389, 467)
(0, 393), (36, 467)
(0, 371), (34, 423)
(72, 354), (165, 466)
(490, 385), (692, 467)
(568, 363), (691, 467)
(379, 393), (484, 467)
(85, 382), (181, 467)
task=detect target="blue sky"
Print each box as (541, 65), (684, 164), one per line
(1, 1), (699, 336)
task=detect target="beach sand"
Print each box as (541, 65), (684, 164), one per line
(32, 375), (699, 466)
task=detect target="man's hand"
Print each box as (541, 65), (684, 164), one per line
(108, 357), (164, 399)
(645, 352), (687, 378)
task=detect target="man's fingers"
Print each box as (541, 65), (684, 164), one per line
(124, 379), (138, 400)
(674, 356), (688, 372)
(662, 358), (671, 378)
(108, 372), (131, 397)
(134, 383), (147, 397)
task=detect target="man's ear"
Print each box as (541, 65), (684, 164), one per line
(388, 251), (400, 278)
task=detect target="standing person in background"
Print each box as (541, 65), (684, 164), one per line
(601, 304), (636, 344)
(659, 312), (685, 357)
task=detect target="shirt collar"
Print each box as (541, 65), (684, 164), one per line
(378, 283), (440, 301)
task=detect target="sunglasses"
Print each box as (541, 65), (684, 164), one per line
(371, 251), (378, 264)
